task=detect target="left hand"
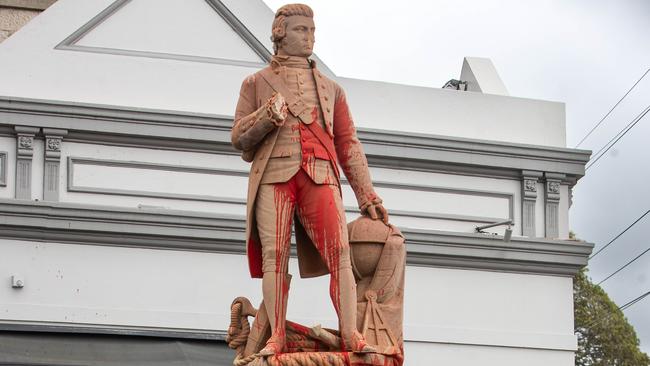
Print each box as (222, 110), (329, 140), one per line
(363, 202), (389, 225)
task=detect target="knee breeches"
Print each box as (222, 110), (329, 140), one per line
(255, 169), (352, 274)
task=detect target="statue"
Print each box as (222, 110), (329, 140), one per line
(228, 4), (404, 365)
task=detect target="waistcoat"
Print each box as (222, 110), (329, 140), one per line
(261, 60), (337, 185)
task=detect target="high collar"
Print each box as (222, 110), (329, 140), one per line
(271, 55), (314, 70)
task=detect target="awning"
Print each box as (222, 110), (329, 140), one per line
(0, 332), (234, 366)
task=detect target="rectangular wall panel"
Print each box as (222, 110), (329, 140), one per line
(0, 151), (6, 187)
(68, 157), (249, 203)
(0, 137), (15, 198)
(404, 342), (574, 366)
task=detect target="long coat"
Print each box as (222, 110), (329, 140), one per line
(232, 60), (377, 279)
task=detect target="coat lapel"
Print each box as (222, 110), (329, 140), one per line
(259, 67), (312, 125)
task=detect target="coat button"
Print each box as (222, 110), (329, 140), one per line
(255, 168), (260, 174)
(326, 107), (331, 112)
(324, 96), (328, 101)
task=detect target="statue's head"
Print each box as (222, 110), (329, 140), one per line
(271, 4), (315, 57)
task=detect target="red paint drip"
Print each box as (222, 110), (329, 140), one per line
(295, 181), (345, 335)
(272, 184), (295, 341)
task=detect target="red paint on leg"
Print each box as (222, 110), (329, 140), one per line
(269, 184), (295, 344)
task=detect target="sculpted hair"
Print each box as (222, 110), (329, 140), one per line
(271, 3), (314, 54)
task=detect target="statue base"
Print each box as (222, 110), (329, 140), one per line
(227, 218), (406, 366)
(227, 298), (403, 366)
(245, 351), (402, 366)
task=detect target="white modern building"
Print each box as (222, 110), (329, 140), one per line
(0, 1), (593, 365)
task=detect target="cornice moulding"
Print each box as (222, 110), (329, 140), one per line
(0, 199), (593, 276)
(0, 96), (591, 180)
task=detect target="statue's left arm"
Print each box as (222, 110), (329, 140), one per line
(332, 86), (389, 224)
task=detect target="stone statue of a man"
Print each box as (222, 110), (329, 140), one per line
(231, 3), (388, 356)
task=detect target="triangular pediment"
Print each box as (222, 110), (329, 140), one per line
(56, 0), (271, 67)
(0, 0), (336, 115)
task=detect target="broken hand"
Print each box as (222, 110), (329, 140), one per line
(267, 92), (288, 126)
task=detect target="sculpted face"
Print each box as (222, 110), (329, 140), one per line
(277, 15), (315, 57)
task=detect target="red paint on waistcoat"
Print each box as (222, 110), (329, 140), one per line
(297, 107), (334, 182)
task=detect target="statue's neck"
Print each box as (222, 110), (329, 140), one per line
(271, 55), (311, 69)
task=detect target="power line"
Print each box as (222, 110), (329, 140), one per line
(589, 103), (650, 160)
(619, 290), (650, 312)
(597, 247), (650, 285)
(575, 68), (650, 148)
(584, 290), (650, 330)
(589, 209), (650, 260)
(585, 104), (650, 171)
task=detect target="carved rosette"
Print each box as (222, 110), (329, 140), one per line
(16, 135), (35, 159)
(15, 130), (36, 159)
(46, 137), (61, 152)
(545, 180), (561, 202)
(547, 181), (560, 194)
(524, 179), (537, 193)
(44, 136), (63, 161)
(522, 172), (541, 201)
(18, 136), (33, 149)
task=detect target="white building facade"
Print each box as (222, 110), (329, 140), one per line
(0, 1), (592, 365)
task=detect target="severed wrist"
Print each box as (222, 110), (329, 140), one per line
(266, 106), (284, 126)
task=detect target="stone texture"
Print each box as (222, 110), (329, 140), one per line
(0, 0), (56, 10)
(0, 7), (39, 42)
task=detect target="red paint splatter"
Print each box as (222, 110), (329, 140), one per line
(332, 94), (378, 207)
(268, 184), (295, 345)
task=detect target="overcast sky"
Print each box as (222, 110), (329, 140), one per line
(261, 0), (650, 353)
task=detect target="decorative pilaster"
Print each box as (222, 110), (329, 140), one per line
(0, 151), (6, 187)
(521, 170), (542, 237)
(544, 173), (565, 239)
(43, 129), (67, 201)
(14, 126), (39, 200)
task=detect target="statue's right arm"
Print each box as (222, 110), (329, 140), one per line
(231, 76), (286, 153)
